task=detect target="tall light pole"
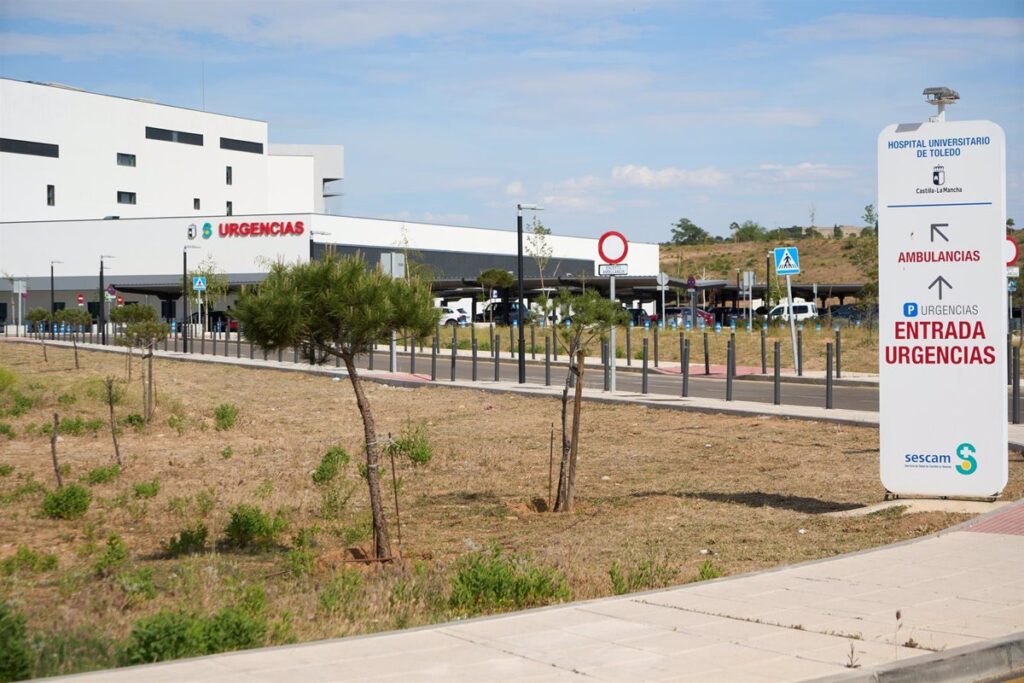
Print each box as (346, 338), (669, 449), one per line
(309, 230), (332, 261)
(183, 245), (200, 353)
(99, 255), (115, 345)
(49, 260), (62, 339)
(516, 203), (544, 383)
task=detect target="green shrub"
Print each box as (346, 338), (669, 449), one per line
(31, 626), (120, 678)
(117, 567), (157, 603)
(195, 489), (217, 516)
(0, 367), (16, 394)
(1, 546), (59, 575)
(163, 523), (209, 557)
(0, 601), (32, 682)
(119, 413), (145, 431)
(57, 393), (77, 406)
(311, 446), (349, 485)
(133, 479), (160, 499)
(387, 423), (433, 465)
(284, 548), (316, 577)
(696, 559), (723, 581)
(213, 403), (239, 431)
(449, 545), (570, 616)
(94, 534), (128, 577)
(219, 446), (234, 460)
(318, 569), (363, 614)
(42, 416), (103, 436)
(86, 465), (121, 485)
(0, 423), (13, 439)
(609, 554), (675, 595)
(224, 505), (286, 550)
(124, 608), (266, 664)
(41, 484), (92, 520)
(0, 464), (12, 476)
(2, 390), (33, 418)
(167, 415), (186, 436)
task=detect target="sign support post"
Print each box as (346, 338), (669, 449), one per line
(773, 247), (801, 373)
(598, 231), (629, 393)
(610, 275), (616, 392)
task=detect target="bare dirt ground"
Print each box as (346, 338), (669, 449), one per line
(1, 342), (1021, 675)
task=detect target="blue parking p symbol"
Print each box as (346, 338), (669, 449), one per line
(903, 302), (918, 317)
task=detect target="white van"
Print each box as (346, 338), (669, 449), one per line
(766, 299), (818, 322)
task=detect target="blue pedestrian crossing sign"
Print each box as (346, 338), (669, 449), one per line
(192, 276), (207, 292)
(773, 247), (800, 276)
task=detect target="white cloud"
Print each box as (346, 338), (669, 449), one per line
(504, 181), (524, 196)
(778, 13), (1024, 43)
(450, 176), (500, 189)
(751, 162), (854, 183)
(611, 164), (729, 189)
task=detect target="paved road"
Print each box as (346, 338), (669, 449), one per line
(175, 336), (883, 413)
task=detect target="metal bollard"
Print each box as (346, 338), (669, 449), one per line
(642, 338), (649, 394)
(201, 333), (206, 355)
(703, 332), (710, 375)
(726, 339), (734, 402)
(682, 338), (690, 397)
(410, 337), (417, 375)
(277, 347), (282, 363)
(1014, 346), (1020, 425)
(236, 330), (241, 358)
(545, 336), (551, 386)
(489, 323), (495, 357)
(760, 328), (767, 374)
(1009, 334), (1013, 385)
(174, 332), (178, 353)
(450, 332), (457, 382)
(552, 329), (558, 361)
(531, 323), (536, 360)
(773, 341), (781, 405)
(494, 336), (501, 381)
(213, 333), (217, 356)
(431, 336), (437, 381)
(336, 350), (340, 368)
(263, 347), (268, 361)
(368, 344), (374, 371)
(293, 345), (299, 363)
(509, 325), (515, 360)
(472, 339), (478, 381)
(826, 343), (834, 409)
(796, 329), (803, 377)
(835, 328), (842, 379)
(603, 340), (610, 391)
(389, 334), (397, 372)
(626, 327), (632, 367)
(653, 328), (659, 368)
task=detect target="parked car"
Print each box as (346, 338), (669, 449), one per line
(664, 306), (714, 327)
(188, 310), (238, 331)
(765, 301), (819, 322)
(473, 301), (532, 325)
(627, 308), (651, 326)
(436, 306), (468, 326)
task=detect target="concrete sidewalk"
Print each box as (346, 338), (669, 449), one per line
(50, 502), (1024, 682)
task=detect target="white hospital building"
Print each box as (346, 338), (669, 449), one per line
(0, 77), (662, 326)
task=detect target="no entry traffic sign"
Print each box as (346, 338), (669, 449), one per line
(598, 231), (628, 265)
(878, 118), (1007, 497)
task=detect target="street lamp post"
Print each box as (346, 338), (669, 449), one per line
(99, 255), (115, 345)
(183, 245), (201, 353)
(49, 260), (62, 339)
(516, 203), (544, 384)
(309, 230), (332, 261)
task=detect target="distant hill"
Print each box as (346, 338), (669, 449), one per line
(660, 237), (867, 285)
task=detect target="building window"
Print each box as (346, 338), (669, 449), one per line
(145, 126), (203, 146)
(193, 198), (201, 210)
(117, 153), (136, 167)
(226, 201), (233, 216)
(220, 137), (264, 154)
(47, 185), (55, 206)
(226, 166), (233, 185)
(117, 191), (137, 205)
(0, 137), (59, 158)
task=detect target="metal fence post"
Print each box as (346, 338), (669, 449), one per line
(703, 332), (710, 375)
(201, 332), (206, 355)
(773, 341), (781, 405)
(760, 327), (767, 374)
(826, 342), (834, 410)
(277, 347), (282, 363)
(1014, 346), (1020, 425)
(236, 329), (241, 358)
(430, 336), (437, 381)
(472, 339), (478, 381)
(212, 332), (217, 356)
(835, 328), (842, 379)
(641, 338), (649, 394)
(389, 334), (397, 372)
(545, 336), (551, 386)
(602, 340), (610, 391)
(796, 328), (803, 377)
(493, 336), (501, 381)
(653, 328), (659, 368)
(410, 336), (417, 375)
(450, 331), (457, 382)
(726, 338), (734, 402)
(1009, 334), (1013, 385)
(489, 323), (495, 357)
(626, 326), (632, 366)
(368, 344), (374, 371)
(682, 338), (690, 397)
(531, 323), (536, 360)
(293, 345), (298, 363)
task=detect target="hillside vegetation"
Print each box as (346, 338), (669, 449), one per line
(660, 238), (867, 284)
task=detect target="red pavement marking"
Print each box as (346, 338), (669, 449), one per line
(965, 504), (1024, 536)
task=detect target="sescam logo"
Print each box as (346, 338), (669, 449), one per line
(187, 223), (197, 240)
(903, 441), (977, 475)
(955, 442), (977, 475)
(202, 222), (213, 239)
(917, 165), (962, 195)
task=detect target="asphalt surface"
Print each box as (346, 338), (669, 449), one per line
(173, 336), (883, 413)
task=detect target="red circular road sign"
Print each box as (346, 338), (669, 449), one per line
(76, 293), (85, 304)
(598, 231), (629, 264)
(1007, 237), (1019, 266)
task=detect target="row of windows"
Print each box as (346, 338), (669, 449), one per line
(145, 126), (263, 154)
(44, 184), (234, 215)
(1, 137), (59, 158)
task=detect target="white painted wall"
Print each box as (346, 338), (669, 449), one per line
(268, 144), (344, 213)
(0, 79), (334, 221)
(267, 157), (316, 214)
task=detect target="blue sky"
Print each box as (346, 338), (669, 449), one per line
(1, 0), (1021, 242)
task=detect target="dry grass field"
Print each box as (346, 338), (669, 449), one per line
(660, 238), (867, 284)
(1, 341), (1021, 677)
